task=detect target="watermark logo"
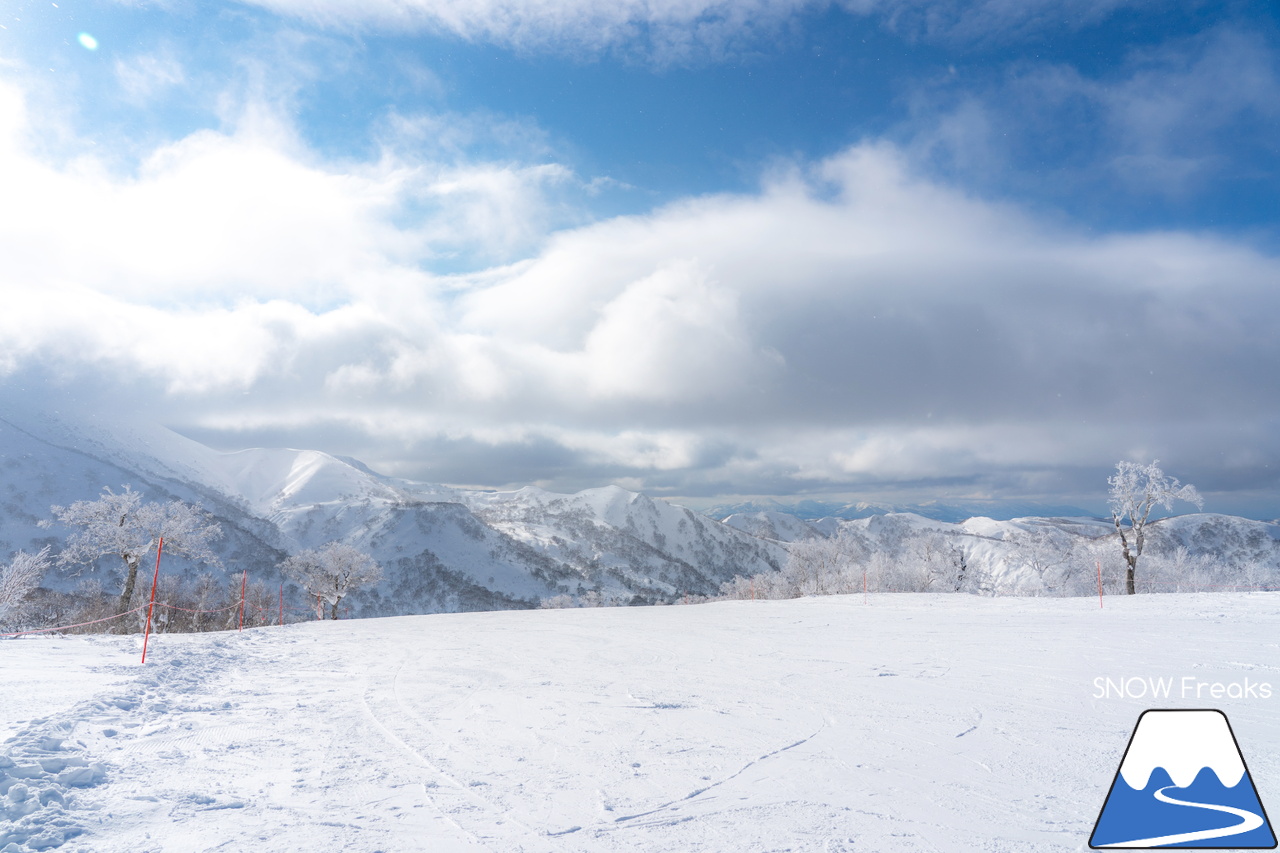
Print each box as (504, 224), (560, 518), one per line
(1090, 709), (1276, 849)
(1093, 676), (1273, 701)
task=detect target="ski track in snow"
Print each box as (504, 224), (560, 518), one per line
(3, 592), (1279, 852)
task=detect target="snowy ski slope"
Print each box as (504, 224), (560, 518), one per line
(4, 592), (1279, 852)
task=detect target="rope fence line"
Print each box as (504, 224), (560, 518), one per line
(239, 600), (354, 620)
(3, 556), (345, 642)
(1, 596), (351, 641)
(151, 601), (243, 615)
(0, 606), (146, 638)
(7, 562), (1279, 642)
(148, 597), (345, 621)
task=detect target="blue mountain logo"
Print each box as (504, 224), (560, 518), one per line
(1091, 709), (1276, 848)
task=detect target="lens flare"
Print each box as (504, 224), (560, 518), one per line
(77, 33), (98, 51)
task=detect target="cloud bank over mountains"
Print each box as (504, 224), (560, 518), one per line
(1, 0), (1277, 515)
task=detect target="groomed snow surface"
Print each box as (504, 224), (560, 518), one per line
(3, 593), (1278, 852)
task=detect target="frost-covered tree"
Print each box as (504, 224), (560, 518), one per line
(894, 532), (965, 592)
(49, 485), (223, 614)
(0, 547), (51, 622)
(1108, 460), (1203, 595)
(280, 541), (382, 619)
(777, 527), (869, 597)
(1008, 527), (1077, 595)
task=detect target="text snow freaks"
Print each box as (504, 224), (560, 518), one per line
(1093, 676), (1273, 701)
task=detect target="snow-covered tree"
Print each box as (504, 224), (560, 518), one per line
(49, 485), (223, 613)
(0, 547), (51, 622)
(777, 527), (869, 597)
(1108, 460), (1203, 595)
(280, 541), (382, 620)
(1009, 527), (1077, 595)
(893, 531), (964, 592)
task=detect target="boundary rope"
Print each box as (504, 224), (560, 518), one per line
(1, 606), (146, 638)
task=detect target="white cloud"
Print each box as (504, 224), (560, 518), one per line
(1098, 28), (1280, 192)
(855, 0), (1156, 44)
(115, 51), (186, 103)
(553, 427), (707, 471)
(421, 162), (577, 258)
(573, 261), (759, 402)
(3, 74), (1279, 501)
(238, 0), (823, 60)
(237, 0), (1157, 59)
(0, 74), (588, 302)
(0, 105), (411, 305)
(907, 26), (1280, 199)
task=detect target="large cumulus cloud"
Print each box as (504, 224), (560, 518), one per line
(2, 75), (1277, 510)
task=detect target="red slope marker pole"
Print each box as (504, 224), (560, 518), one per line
(238, 570), (247, 631)
(278, 583), (284, 626)
(1096, 560), (1104, 609)
(864, 569), (868, 605)
(141, 537), (165, 664)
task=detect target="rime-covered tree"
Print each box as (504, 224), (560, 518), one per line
(1109, 460), (1203, 595)
(280, 541), (382, 620)
(764, 527), (867, 598)
(0, 547), (51, 622)
(49, 485), (223, 613)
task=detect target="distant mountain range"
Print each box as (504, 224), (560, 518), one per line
(0, 398), (785, 616)
(719, 509), (1280, 595)
(1, 393), (1276, 614)
(701, 498), (1098, 523)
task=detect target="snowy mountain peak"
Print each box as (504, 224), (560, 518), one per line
(208, 448), (400, 513)
(0, 394), (788, 614)
(1119, 710), (1247, 790)
(578, 484), (647, 521)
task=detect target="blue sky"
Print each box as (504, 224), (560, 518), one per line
(2, 0), (1279, 516)
(14, 2), (1279, 235)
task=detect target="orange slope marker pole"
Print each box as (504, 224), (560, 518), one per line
(141, 537), (165, 664)
(238, 570), (247, 631)
(1096, 560), (1104, 609)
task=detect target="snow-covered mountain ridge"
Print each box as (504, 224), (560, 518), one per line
(0, 399), (785, 616)
(722, 509), (1280, 595)
(705, 496), (1096, 523)
(2, 392), (1276, 614)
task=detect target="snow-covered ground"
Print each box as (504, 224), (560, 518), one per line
(4, 593), (1279, 852)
